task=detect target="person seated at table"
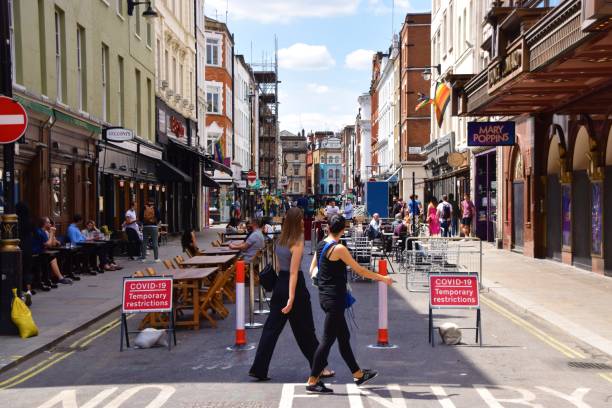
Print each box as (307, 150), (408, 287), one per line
(123, 202), (142, 260)
(181, 228), (199, 256)
(262, 217), (274, 239)
(81, 220), (101, 240)
(68, 214), (115, 272)
(391, 213), (403, 231)
(226, 217), (241, 233)
(33, 217), (73, 286)
(229, 218), (266, 263)
(366, 213), (382, 240)
(394, 216), (409, 236)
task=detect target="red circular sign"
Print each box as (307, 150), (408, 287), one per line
(0, 96), (28, 144)
(247, 170), (257, 183)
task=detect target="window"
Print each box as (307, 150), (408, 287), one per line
(172, 57), (177, 91)
(179, 63), (183, 96)
(293, 165), (300, 175)
(321, 156), (326, 164)
(51, 167), (68, 218)
(206, 86), (221, 113)
(164, 50), (169, 82)
(146, 21), (152, 47)
(320, 169), (325, 179)
(226, 86), (232, 117)
(146, 78), (152, 138)
(329, 184), (334, 194)
(320, 184), (325, 194)
(335, 169), (340, 179)
(118, 56), (124, 125)
(116, 0), (123, 15)
(54, 8), (66, 102)
(328, 169), (334, 179)
(206, 37), (220, 65)
(189, 70), (193, 102)
(101, 44), (110, 121)
(336, 184), (340, 194)
(38, 0), (47, 94)
(294, 153), (299, 161)
(76, 26), (86, 111)
(156, 39), (161, 85)
(8, 0), (16, 84)
(294, 182), (299, 192)
(135, 69), (142, 136)
(135, 12), (141, 38)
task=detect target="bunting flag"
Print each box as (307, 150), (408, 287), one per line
(433, 81), (451, 128)
(415, 93), (433, 112)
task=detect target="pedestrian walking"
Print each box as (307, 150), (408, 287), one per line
(460, 193), (476, 238)
(448, 194), (460, 236)
(343, 199), (354, 221)
(306, 215), (393, 394)
(140, 200), (161, 262)
(436, 195), (453, 237)
(249, 208), (334, 381)
(426, 198), (440, 236)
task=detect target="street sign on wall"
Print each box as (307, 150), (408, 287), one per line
(104, 127), (134, 142)
(429, 274), (479, 308)
(122, 277), (173, 313)
(0, 96), (28, 144)
(467, 121), (515, 146)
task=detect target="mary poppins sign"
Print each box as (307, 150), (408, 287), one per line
(467, 121), (515, 146)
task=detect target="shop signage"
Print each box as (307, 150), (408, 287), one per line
(408, 146), (422, 154)
(467, 121), (515, 146)
(429, 274), (479, 308)
(104, 127), (134, 142)
(158, 109), (167, 133)
(122, 277), (173, 313)
(488, 40), (524, 92)
(0, 96), (28, 144)
(169, 116), (185, 138)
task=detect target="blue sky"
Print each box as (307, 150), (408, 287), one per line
(206, 0), (431, 134)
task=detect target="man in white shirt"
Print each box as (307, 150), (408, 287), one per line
(368, 213), (382, 239)
(436, 195), (453, 237)
(344, 199), (354, 221)
(324, 200), (340, 219)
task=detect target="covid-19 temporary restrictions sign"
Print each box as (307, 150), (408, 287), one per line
(429, 274), (479, 308)
(122, 277), (173, 313)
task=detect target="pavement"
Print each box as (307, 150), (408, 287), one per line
(481, 244), (612, 357)
(0, 227), (221, 373)
(0, 241), (611, 407)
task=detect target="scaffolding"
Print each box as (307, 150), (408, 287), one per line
(252, 37), (280, 194)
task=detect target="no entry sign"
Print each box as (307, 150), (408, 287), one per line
(429, 274), (479, 308)
(122, 277), (173, 313)
(0, 96), (28, 144)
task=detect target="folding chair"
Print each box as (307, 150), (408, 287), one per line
(199, 266), (234, 327)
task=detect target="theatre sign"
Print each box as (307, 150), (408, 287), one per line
(467, 121), (515, 147)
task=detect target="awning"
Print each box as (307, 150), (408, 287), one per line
(202, 172), (220, 188)
(205, 156), (233, 176)
(156, 160), (193, 183)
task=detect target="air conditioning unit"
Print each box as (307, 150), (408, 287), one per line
(174, 94), (182, 102)
(166, 89), (174, 98)
(161, 80), (169, 89)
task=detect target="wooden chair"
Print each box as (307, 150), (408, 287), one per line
(162, 259), (174, 270)
(217, 231), (224, 243)
(132, 270), (145, 277)
(211, 240), (221, 247)
(173, 256), (184, 269)
(184, 248), (196, 258)
(199, 266), (234, 327)
(145, 267), (156, 276)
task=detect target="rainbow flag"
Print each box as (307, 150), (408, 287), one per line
(415, 93), (433, 112)
(433, 82), (451, 128)
(214, 140), (223, 163)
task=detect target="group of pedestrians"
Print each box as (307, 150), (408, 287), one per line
(425, 194), (476, 237)
(248, 208), (393, 394)
(122, 200), (162, 262)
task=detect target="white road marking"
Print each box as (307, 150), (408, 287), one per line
(536, 387), (592, 408)
(346, 383), (364, 408)
(0, 115), (25, 125)
(475, 385), (544, 408)
(37, 388), (118, 408)
(36, 385), (175, 408)
(431, 385), (457, 408)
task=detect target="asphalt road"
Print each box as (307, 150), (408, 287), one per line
(1, 248), (612, 408)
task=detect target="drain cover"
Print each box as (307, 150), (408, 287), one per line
(568, 361), (612, 370)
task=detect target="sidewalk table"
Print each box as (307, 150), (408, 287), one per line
(222, 233), (248, 242)
(181, 255), (237, 268)
(163, 267), (218, 330)
(199, 247), (240, 256)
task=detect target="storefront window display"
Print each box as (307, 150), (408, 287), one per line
(51, 167), (69, 218)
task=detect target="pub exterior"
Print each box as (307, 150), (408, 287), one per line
(455, 0), (612, 275)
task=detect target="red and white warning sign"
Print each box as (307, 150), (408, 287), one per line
(122, 277), (173, 313)
(0, 96), (28, 144)
(429, 274), (479, 308)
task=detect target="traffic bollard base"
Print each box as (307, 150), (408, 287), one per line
(245, 322), (263, 329)
(253, 309), (270, 315)
(367, 343), (398, 349)
(227, 343), (256, 352)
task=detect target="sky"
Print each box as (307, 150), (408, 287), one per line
(205, 0), (431, 134)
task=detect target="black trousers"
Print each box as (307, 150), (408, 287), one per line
(249, 271), (322, 378)
(310, 299), (360, 378)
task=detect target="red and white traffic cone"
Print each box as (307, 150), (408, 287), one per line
(228, 260), (255, 351)
(369, 259), (397, 349)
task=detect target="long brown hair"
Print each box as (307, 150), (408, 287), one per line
(278, 207), (304, 248)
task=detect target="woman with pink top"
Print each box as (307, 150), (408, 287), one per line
(426, 197), (440, 236)
(460, 194), (476, 237)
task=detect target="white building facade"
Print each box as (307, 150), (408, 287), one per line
(358, 93), (372, 180)
(233, 55), (255, 179)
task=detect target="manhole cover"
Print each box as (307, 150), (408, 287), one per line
(568, 361), (612, 370)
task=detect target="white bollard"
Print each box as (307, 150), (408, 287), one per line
(368, 259), (397, 349)
(228, 260), (255, 351)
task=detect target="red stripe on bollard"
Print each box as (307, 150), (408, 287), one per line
(235, 329), (246, 345)
(236, 260), (245, 283)
(379, 259), (388, 276)
(378, 328), (389, 344)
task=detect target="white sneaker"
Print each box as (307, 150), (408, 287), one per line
(154, 259), (161, 263)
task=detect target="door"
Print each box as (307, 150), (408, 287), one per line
(546, 175), (562, 261)
(605, 167), (612, 277)
(572, 171), (591, 270)
(512, 181), (524, 250)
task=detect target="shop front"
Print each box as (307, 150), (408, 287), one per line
(474, 148), (497, 243)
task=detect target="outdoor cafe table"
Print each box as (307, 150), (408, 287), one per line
(199, 247), (240, 256)
(181, 254), (237, 268)
(162, 267), (218, 330)
(222, 233), (248, 242)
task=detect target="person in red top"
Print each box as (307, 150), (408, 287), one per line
(460, 193), (476, 238)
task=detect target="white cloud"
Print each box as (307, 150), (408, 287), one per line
(278, 43), (336, 71)
(307, 83), (330, 94)
(367, 0), (412, 15)
(206, 0), (359, 24)
(281, 113), (355, 133)
(345, 49), (375, 71)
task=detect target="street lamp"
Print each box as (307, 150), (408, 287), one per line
(421, 64), (441, 81)
(127, 0), (159, 20)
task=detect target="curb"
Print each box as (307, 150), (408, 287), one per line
(0, 304), (120, 375)
(482, 280), (612, 358)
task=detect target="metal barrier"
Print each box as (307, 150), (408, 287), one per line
(402, 237), (483, 292)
